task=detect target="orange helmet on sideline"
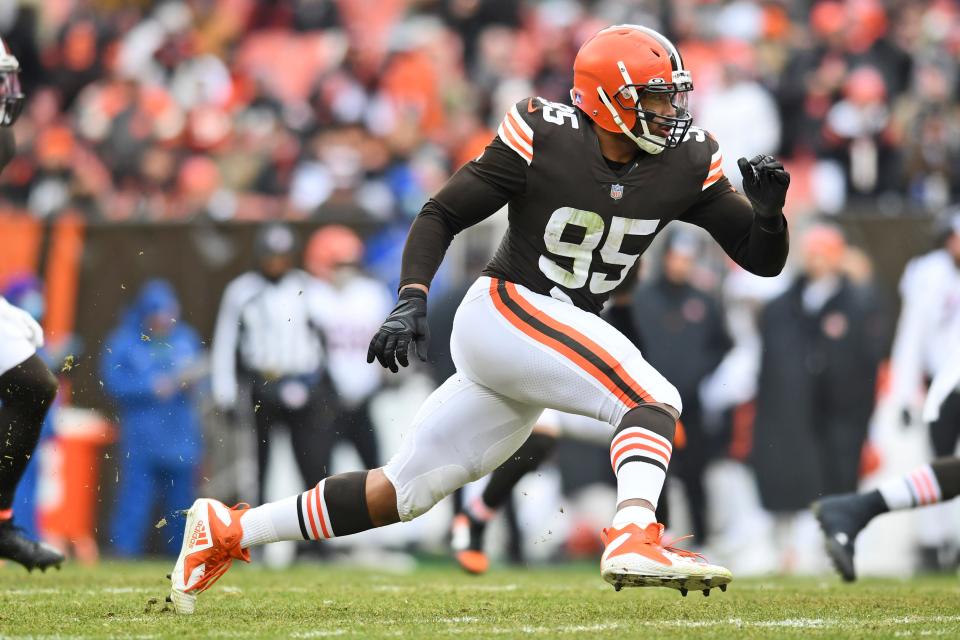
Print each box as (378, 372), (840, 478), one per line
(306, 225), (363, 280)
(571, 25), (693, 155)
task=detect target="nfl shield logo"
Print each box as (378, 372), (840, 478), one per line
(610, 184), (624, 200)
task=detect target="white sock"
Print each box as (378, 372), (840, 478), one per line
(240, 480), (333, 548)
(610, 425), (672, 512)
(612, 504), (656, 529)
(878, 464), (941, 510)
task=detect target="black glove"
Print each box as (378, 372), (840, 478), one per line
(738, 154), (790, 231)
(367, 287), (430, 373)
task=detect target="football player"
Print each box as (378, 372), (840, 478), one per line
(0, 38), (66, 571)
(170, 25), (789, 612)
(815, 339), (960, 582)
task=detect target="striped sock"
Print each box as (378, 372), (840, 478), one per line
(610, 426), (673, 511)
(240, 481), (334, 548)
(878, 464), (942, 511)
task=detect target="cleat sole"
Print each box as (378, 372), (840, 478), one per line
(703, 589), (710, 597)
(680, 588), (688, 597)
(602, 571), (732, 594)
(719, 584), (727, 592)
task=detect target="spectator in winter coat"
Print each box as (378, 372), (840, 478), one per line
(102, 280), (205, 557)
(752, 224), (886, 570)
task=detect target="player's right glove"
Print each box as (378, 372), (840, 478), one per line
(737, 154), (790, 230)
(367, 287), (430, 373)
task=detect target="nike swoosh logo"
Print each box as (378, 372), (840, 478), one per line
(527, 98), (538, 113)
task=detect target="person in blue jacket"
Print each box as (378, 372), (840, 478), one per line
(101, 280), (204, 557)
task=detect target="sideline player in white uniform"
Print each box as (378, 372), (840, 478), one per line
(0, 39), (65, 571)
(170, 25), (790, 612)
(814, 362), (960, 581)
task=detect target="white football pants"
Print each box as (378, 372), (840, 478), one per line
(383, 277), (680, 520)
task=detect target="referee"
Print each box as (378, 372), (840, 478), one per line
(211, 223), (332, 504)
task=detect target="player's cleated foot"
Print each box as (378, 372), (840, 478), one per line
(0, 519), (64, 572)
(169, 499), (250, 614)
(812, 493), (877, 582)
(600, 522), (732, 595)
(451, 513), (489, 575)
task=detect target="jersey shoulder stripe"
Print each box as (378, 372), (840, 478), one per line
(497, 103), (535, 165)
(702, 146), (723, 190)
(700, 132), (724, 191)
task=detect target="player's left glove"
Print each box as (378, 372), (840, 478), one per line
(367, 287), (430, 373)
(738, 154), (790, 230)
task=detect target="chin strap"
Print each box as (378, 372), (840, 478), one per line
(596, 86), (665, 155)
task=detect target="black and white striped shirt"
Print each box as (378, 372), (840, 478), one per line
(211, 269), (330, 407)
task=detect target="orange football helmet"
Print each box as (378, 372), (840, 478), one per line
(306, 225), (363, 280)
(571, 25), (693, 155)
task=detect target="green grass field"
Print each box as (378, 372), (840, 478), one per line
(2, 560), (959, 639)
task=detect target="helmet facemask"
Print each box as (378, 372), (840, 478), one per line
(597, 66), (693, 155)
(0, 61), (24, 127)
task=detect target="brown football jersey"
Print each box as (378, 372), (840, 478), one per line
(401, 97), (787, 313)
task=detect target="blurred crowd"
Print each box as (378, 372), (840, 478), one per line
(0, 0), (958, 225)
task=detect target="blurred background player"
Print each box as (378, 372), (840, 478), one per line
(100, 280), (205, 558)
(814, 456), (960, 582)
(886, 209), (960, 569)
(305, 226), (392, 474)
(0, 37), (64, 571)
(211, 223), (333, 503)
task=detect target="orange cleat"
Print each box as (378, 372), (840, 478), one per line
(600, 522), (732, 596)
(169, 499), (251, 614)
(451, 513), (489, 575)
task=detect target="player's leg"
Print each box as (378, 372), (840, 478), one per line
(169, 373), (541, 614)
(0, 352), (64, 571)
(344, 401), (382, 470)
(458, 278), (730, 594)
(814, 456), (960, 582)
(251, 387), (277, 505)
(917, 393), (960, 570)
(452, 420), (558, 574)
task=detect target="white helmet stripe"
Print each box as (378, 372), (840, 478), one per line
(616, 61), (639, 103)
